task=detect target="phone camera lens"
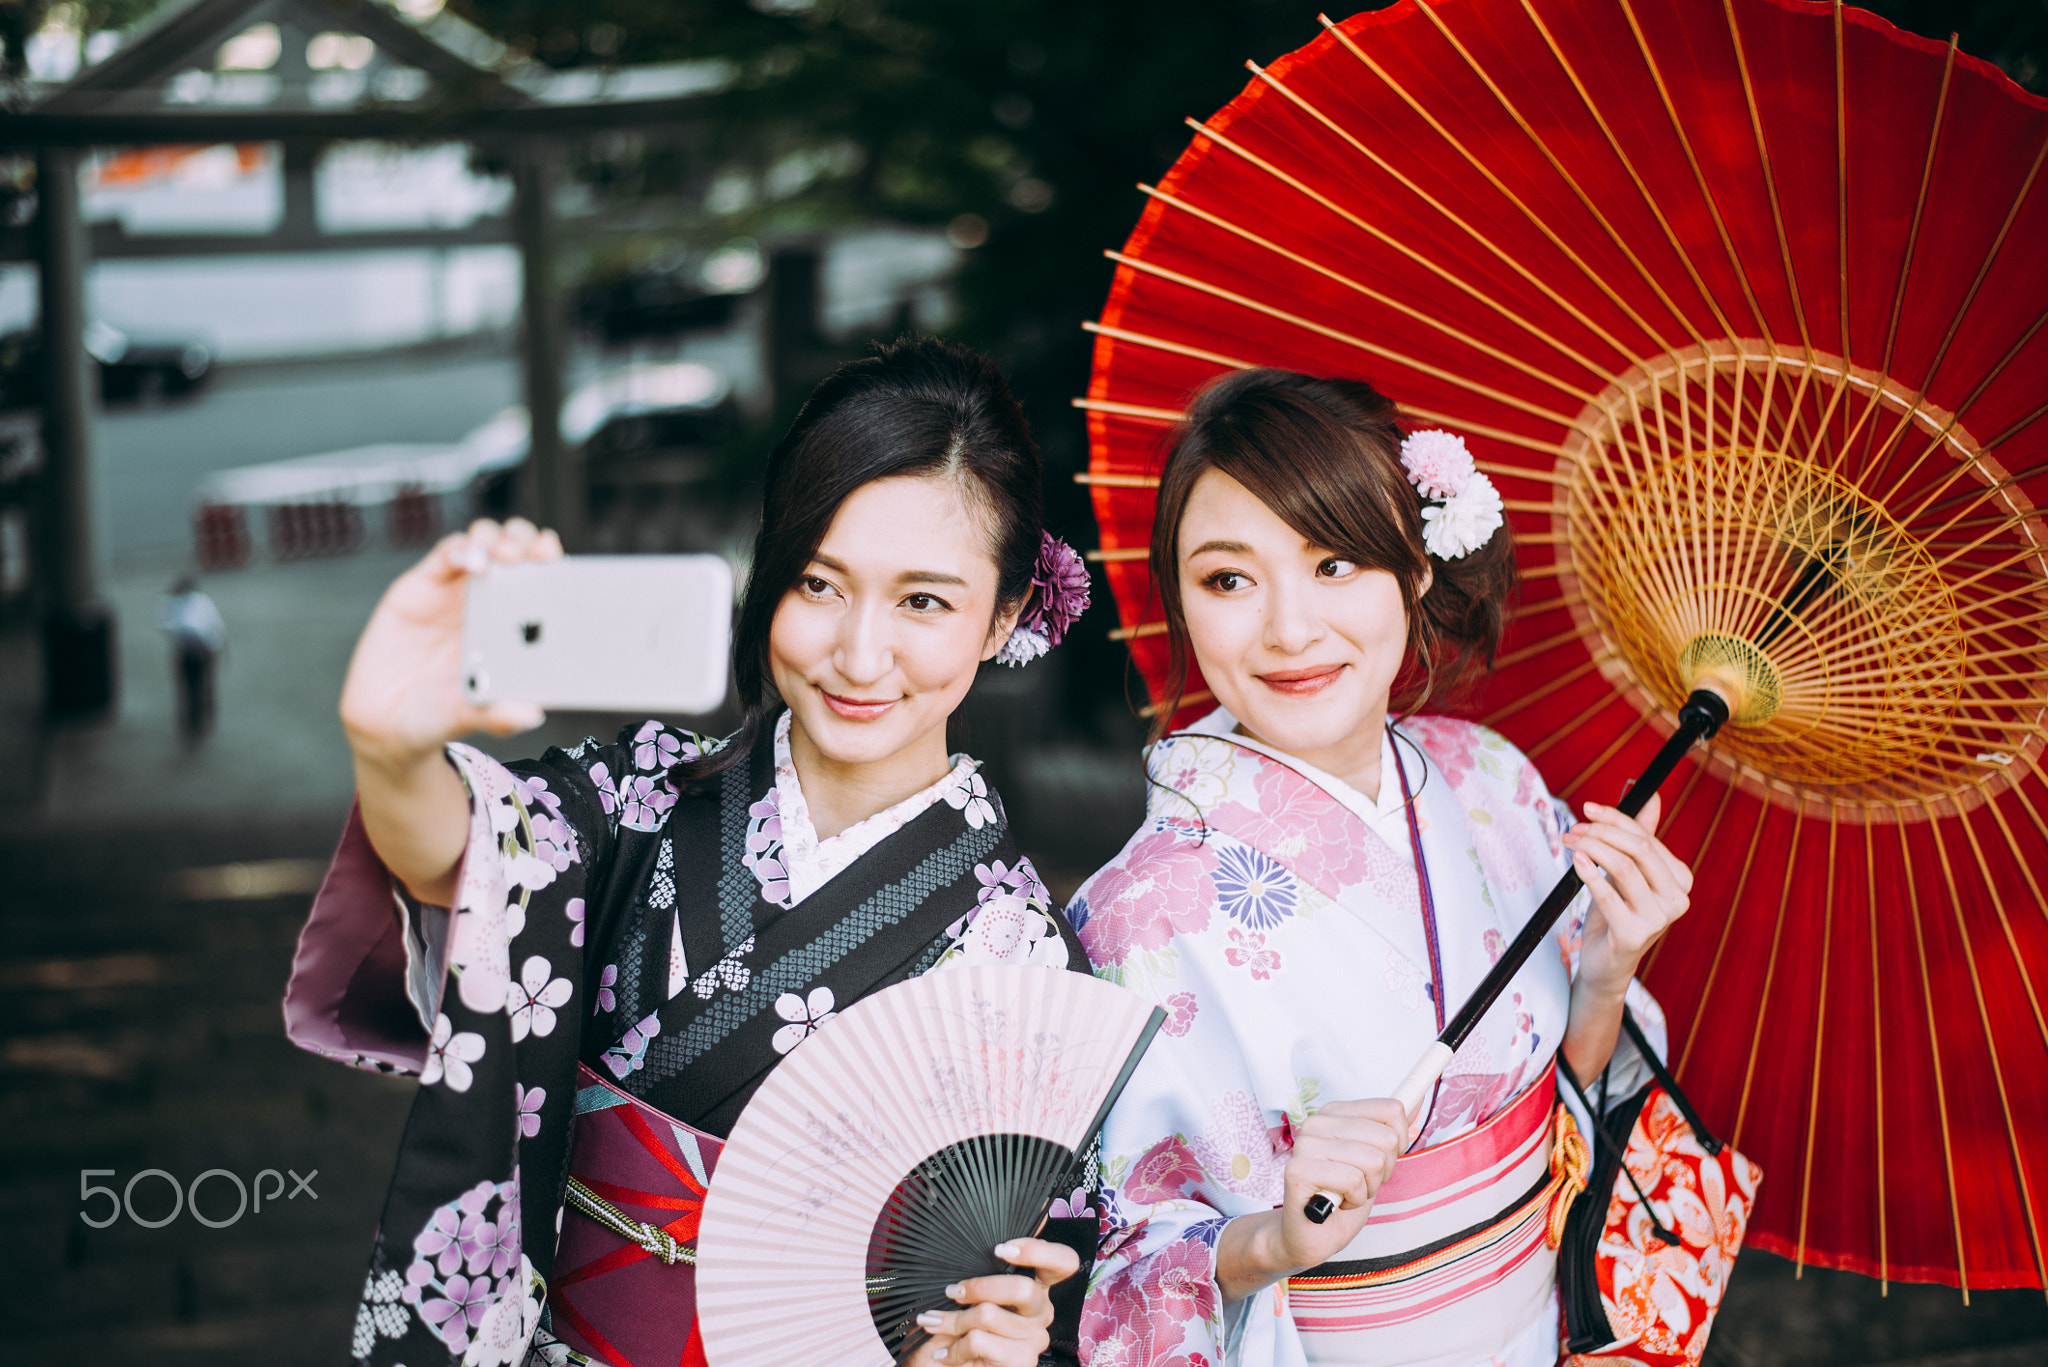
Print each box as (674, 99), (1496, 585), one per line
(521, 621), (542, 644)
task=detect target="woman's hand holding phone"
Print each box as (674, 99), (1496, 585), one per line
(340, 518), (560, 902)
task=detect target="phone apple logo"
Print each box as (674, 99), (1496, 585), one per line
(521, 621), (542, 644)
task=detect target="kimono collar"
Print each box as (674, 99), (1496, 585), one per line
(1173, 705), (1412, 832)
(768, 709), (984, 907)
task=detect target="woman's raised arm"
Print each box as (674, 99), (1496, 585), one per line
(339, 518), (560, 905)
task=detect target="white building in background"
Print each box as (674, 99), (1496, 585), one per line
(0, 138), (959, 366)
(0, 141), (522, 361)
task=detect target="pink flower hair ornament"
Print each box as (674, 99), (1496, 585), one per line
(1399, 429), (1503, 560)
(995, 531), (1092, 666)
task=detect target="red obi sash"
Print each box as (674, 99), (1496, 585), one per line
(1286, 1061), (1590, 1367)
(551, 1063), (724, 1367)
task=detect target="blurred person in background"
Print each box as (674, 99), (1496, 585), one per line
(157, 575), (226, 740)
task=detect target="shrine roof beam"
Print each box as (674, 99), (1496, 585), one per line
(32, 0), (531, 117)
(2, 90), (716, 149)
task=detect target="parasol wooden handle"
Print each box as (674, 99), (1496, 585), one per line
(1304, 687), (1734, 1228)
(1303, 1044), (1448, 1224)
(1433, 688), (1730, 1059)
(1392, 1041), (1454, 1120)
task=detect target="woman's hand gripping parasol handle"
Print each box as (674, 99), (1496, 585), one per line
(1299, 1049), (1448, 1225)
(1302, 686), (1736, 1227)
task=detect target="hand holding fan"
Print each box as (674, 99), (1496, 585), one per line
(694, 965), (1165, 1365)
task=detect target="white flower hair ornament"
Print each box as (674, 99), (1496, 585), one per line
(1400, 429), (1504, 560)
(995, 532), (1092, 666)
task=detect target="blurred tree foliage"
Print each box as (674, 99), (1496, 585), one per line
(456, 0), (2041, 463)
(2, 2), (163, 82)
(463, 0), (1335, 472)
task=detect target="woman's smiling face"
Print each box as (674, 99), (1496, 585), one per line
(1177, 468), (1420, 778)
(768, 474), (1013, 771)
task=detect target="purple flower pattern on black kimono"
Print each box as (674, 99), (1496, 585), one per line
(743, 789), (792, 907)
(288, 713), (1095, 1367)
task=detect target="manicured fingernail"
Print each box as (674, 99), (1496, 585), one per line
(994, 1241), (1021, 1259)
(933, 1351), (947, 1362)
(458, 546), (487, 573)
(917, 1312), (944, 1331)
(946, 1283), (966, 1300)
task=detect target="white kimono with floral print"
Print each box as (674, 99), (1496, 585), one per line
(1071, 714), (1665, 1367)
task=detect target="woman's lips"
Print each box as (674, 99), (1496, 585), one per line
(821, 690), (898, 721)
(1256, 664), (1346, 697)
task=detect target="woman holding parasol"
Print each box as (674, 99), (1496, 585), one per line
(1071, 368), (1699, 1367)
(282, 336), (1098, 1367)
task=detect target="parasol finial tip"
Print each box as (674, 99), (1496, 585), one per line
(1678, 633), (1782, 727)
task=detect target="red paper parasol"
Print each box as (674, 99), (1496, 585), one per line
(1080, 0), (2048, 1295)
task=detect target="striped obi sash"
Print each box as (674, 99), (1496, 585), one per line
(551, 1064), (724, 1367)
(1286, 1061), (1589, 1367)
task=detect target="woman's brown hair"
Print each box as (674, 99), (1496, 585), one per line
(1146, 368), (1518, 739)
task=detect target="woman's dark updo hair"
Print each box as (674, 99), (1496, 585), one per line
(1147, 368), (1517, 739)
(675, 334), (1045, 788)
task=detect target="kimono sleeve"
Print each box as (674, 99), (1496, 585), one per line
(1082, 1023), (1248, 1367)
(281, 719), (701, 1073)
(1072, 845), (1290, 1367)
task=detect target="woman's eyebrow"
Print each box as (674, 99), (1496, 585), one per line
(1185, 539), (1255, 557)
(808, 555), (967, 588)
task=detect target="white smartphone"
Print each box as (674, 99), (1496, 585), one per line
(462, 555), (733, 715)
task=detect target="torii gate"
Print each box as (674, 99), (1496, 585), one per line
(4, 0), (722, 713)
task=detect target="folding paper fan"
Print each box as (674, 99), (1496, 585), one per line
(694, 965), (1166, 1365)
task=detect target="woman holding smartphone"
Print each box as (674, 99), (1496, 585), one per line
(1071, 369), (1697, 1367)
(285, 336), (1096, 1367)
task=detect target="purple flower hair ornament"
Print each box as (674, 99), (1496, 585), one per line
(996, 532), (1091, 667)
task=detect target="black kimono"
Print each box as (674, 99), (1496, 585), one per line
(284, 713), (1092, 1366)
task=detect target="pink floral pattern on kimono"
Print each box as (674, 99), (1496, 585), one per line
(1211, 761), (1372, 892)
(1081, 1238), (1217, 1367)
(1187, 1090), (1285, 1203)
(445, 744), (571, 1018)
(1073, 832), (1215, 968)
(1125, 1136), (1206, 1205)
(1401, 713), (1486, 790)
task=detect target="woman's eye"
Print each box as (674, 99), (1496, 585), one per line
(903, 593), (950, 613)
(1318, 558), (1358, 578)
(1204, 570), (1247, 593)
(801, 576), (834, 596)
